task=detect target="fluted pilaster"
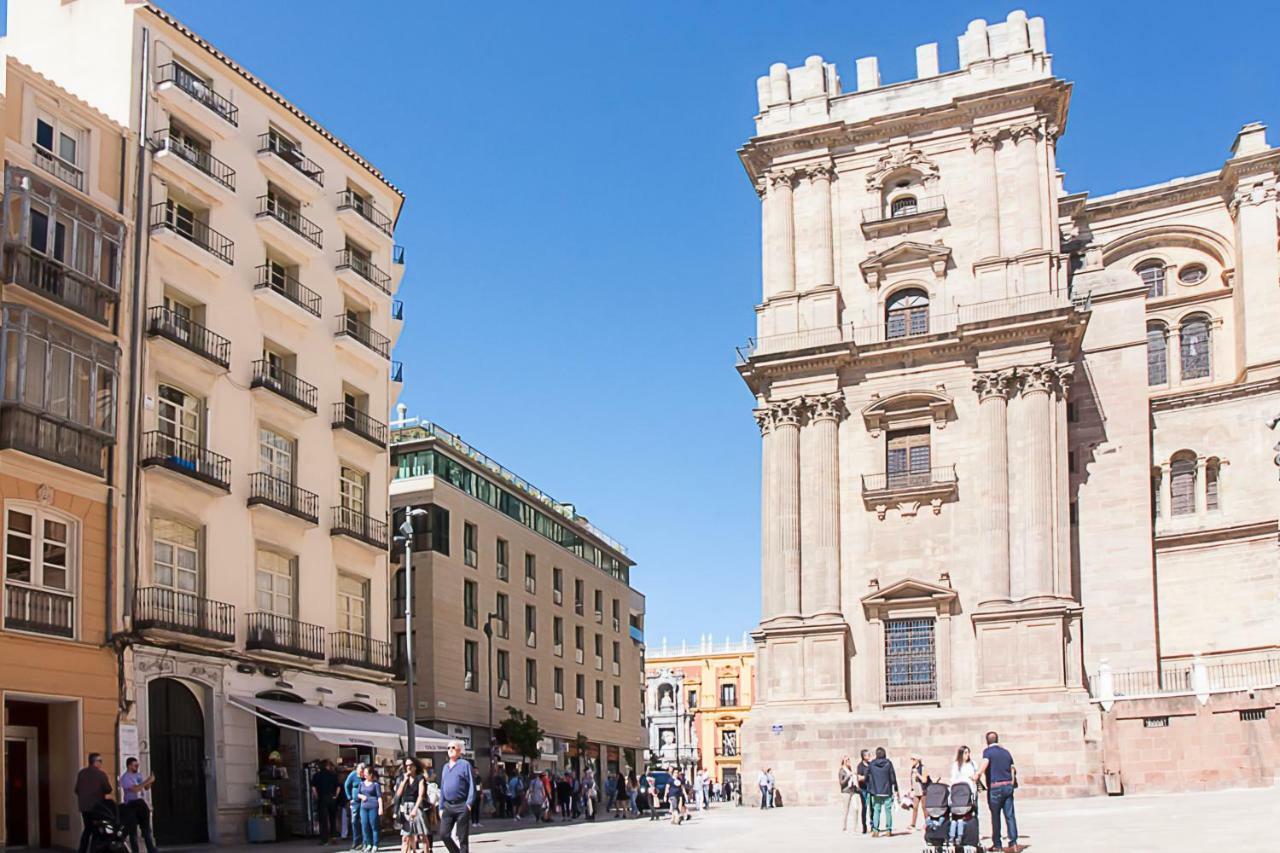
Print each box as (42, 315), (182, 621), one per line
(766, 172), (796, 296)
(803, 393), (845, 618)
(1012, 364), (1071, 600)
(805, 164), (834, 290)
(1010, 123), (1042, 252)
(755, 408), (783, 622)
(774, 398), (804, 619)
(971, 130), (1001, 259)
(973, 370), (1014, 604)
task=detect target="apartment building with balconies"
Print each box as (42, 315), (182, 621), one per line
(0, 56), (131, 851)
(389, 412), (648, 777)
(1, 1), (409, 844)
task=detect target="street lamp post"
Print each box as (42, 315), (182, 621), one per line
(483, 611), (499, 772)
(398, 508), (428, 758)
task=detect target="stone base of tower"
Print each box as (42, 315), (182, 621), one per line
(739, 694), (1103, 806)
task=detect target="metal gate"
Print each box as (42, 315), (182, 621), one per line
(884, 618), (937, 704)
(148, 678), (209, 845)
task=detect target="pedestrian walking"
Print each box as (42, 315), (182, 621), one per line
(866, 747), (898, 837)
(344, 762), (367, 850)
(855, 749), (872, 834)
(556, 773), (573, 821)
(625, 771), (639, 817)
(506, 769), (524, 821)
(837, 756), (856, 832)
(907, 756), (927, 831)
(75, 752), (113, 853)
(395, 759), (428, 853)
(756, 767), (771, 809)
(470, 766), (482, 827)
(694, 769), (707, 811)
(436, 740), (474, 853)
(424, 771), (441, 851)
(976, 731), (1021, 853)
(311, 760), (341, 845)
(667, 769), (686, 825)
(356, 766), (383, 852)
(582, 768), (596, 820)
(526, 770), (547, 821)
(644, 773), (658, 820)
(118, 757), (157, 853)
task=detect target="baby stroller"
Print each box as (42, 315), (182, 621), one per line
(86, 801), (130, 853)
(922, 782), (951, 850)
(947, 782), (980, 853)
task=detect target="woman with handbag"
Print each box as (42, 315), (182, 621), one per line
(838, 756), (856, 832)
(907, 756), (927, 831)
(394, 760), (428, 853)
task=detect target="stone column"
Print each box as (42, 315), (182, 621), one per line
(971, 130), (1002, 259)
(1010, 123), (1042, 253)
(973, 370), (1013, 604)
(774, 398), (804, 619)
(808, 164), (835, 290)
(768, 172), (796, 295)
(755, 408), (783, 622)
(1013, 364), (1069, 599)
(804, 393), (845, 618)
(757, 179), (773, 301)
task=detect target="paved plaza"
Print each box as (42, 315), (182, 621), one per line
(205, 785), (1271, 853)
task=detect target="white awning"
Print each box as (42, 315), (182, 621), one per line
(228, 695), (453, 752)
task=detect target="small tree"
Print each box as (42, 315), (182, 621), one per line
(498, 706), (545, 768)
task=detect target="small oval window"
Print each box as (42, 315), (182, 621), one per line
(1178, 264), (1207, 285)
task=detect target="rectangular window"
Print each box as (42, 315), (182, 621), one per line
(594, 633), (604, 670)
(259, 427), (295, 485)
(593, 589), (603, 623)
(574, 579), (584, 616)
(721, 729), (738, 757)
(553, 568), (563, 605)
(339, 465), (367, 515)
(463, 579), (478, 629)
(611, 640), (621, 676)
(152, 517), (199, 593)
(612, 598), (620, 632)
(525, 604), (537, 647)
(575, 625), (585, 664)
(554, 667), (565, 709)
(886, 427), (931, 488)
(525, 658), (538, 704)
(595, 680), (604, 717)
(575, 673), (585, 714)
(464, 640), (478, 691)
(254, 549), (294, 616)
(157, 383), (202, 448)
(497, 649), (510, 698)
(336, 574), (368, 635)
(688, 689), (698, 709)
(524, 553), (536, 593)
(496, 538), (509, 581)
(553, 616), (564, 656)
(396, 504), (449, 556)
(463, 522), (477, 567)
(884, 617), (937, 704)
(4, 504), (76, 637)
(720, 682), (737, 706)
(495, 592), (509, 639)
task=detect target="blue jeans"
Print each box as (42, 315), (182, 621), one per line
(870, 795), (893, 833)
(359, 807), (379, 848)
(349, 804), (363, 846)
(949, 818), (965, 842)
(988, 785), (1017, 848)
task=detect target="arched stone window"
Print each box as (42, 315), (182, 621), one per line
(1179, 314), (1211, 380)
(890, 195), (918, 218)
(1137, 260), (1166, 298)
(1170, 451), (1197, 516)
(885, 288), (929, 339)
(1146, 322), (1168, 386)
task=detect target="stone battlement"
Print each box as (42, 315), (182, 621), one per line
(755, 10), (1053, 136)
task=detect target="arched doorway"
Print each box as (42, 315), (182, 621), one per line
(148, 678), (209, 845)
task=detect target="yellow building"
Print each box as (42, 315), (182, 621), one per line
(645, 637), (755, 788)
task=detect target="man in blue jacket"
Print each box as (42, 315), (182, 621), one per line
(865, 748), (899, 837)
(343, 762), (366, 850)
(438, 741), (475, 853)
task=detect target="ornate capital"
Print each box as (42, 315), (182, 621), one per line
(769, 171), (796, 191)
(1008, 122), (1040, 144)
(1018, 363), (1072, 397)
(807, 393), (847, 423)
(973, 370), (1014, 402)
(771, 398), (806, 428)
(753, 408), (773, 436)
(804, 163), (836, 183)
(970, 129), (998, 152)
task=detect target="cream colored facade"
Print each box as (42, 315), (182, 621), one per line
(2, 1), (408, 844)
(390, 415), (647, 776)
(737, 11), (1280, 803)
(645, 638), (755, 786)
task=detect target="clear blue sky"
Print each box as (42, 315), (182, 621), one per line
(157, 0), (1279, 645)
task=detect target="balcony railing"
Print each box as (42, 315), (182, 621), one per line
(391, 361), (403, 383)
(255, 264), (321, 317)
(330, 631), (396, 673)
(331, 403), (388, 447)
(0, 404), (109, 477)
(335, 249), (390, 293)
(140, 430), (231, 491)
(245, 612), (325, 660)
(250, 359), (318, 412)
(156, 63), (239, 126)
(151, 129), (236, 191)
(335, 315), (391, 359)
(257, 195), (323, 248)
(32, 144), (84, 191)
(861, 195), (946, 224)
(150, 203), (234, 265)
(331, 505), (389, 549)
(3, 244), (117, 326)
(133, 586), (235, 643)
(861, 465), (958, 494)
(248, 472), (319, 523)
(258, 133), (324, 186)
(3, 583), (74, 638)
(146, 306), (230, 368)
(336, 190), (393, 236)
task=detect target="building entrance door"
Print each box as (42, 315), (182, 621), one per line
(4, 727), (39, 847)
(148, 679), (208, 845)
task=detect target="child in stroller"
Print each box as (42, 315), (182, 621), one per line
(947, 781), (980, 852)
(921, 781), (979, 852)
(921, 782), (951, 850)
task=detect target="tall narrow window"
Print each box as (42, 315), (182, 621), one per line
(463, 579), (478, 628)
(1137, 260), (1165, 299)
(339, 465), (367, 514)
(157, 383), (201, 450)
(611, 640), (621, 675)
(4, 504), (76, 637)
(1151, 469), (1162, 521)
(495, 592), (509, 638)
(884, 617), (937, 704)
(553, 567), (563, 605)
(497, 650), (510, 698)
(1146, 323), (1168, 386)
(337, 574), (368, 635)
(1170, 453), (1197, 516)
(612, 598), (620, 632)
(525, 553), (536, 593)
(496, 538), (509, 581)
(464, 640), (478, 691)
(554, 667), (565, 709)
(525, 659), (538, 704)
(885, 288), (929, 339)
(525, 604), (537, 648)
(886, 427), (931, 488)
(255, 549), (294, 616)
(575, 624), (585, 664)
(574, 579), (584, 615)
(553, 615), (564, 656)
(593, 589), (603, 622)
(575, 673), (586, 714)
(1180, 315), (1211, 380)
(258, 428), (296, 507)
(720, 682), (738, 707)
(1206, 458), (1221, 511)
(463, 522), (477, 567)
(152, 518), (199, 593)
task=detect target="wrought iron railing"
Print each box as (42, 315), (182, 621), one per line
(336, 249), (391, 293)
(140, 430), (231, 490)
(335, 314), (391, 359)
(32, 144), (84, 191)
(3, 244), (116, 326)
(331, 505), (390, 549)
(151, 129), (236, 190)
(884, 617), (938, 705)
(248, 472), (319, 523)
(146, 306), (230, 368)
(134, 587), (235, 642)
(331, 402), (389, 447)
(336, 190), (393, 236)
(862, 465), (958, 494)
(250, 359), (318, 412)
(257, 133), (324, 185)
(150, 202), (234, 265)
(156, 63), (239, 126)
(862, 195), (946, 223)
(330, 631), (396, 672)
(257, 195), (323, 248)
(255, 264), (321, 317)
(0, 404), (109, 477)
(3, 583), (74, 638)
(246, 612), (325, 659)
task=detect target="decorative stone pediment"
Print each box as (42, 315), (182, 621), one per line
(861, 387), (954, 436)
(859, 241), (951, 288)
(864, 147), (941, 191)
(861, 577), (959, 621)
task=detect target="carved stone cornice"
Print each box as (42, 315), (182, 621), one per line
(807, 392), (847, 423)
(1228, 182), (1278, 217)
(973, 369), (1015, 401)
(864, 146), (940, 190)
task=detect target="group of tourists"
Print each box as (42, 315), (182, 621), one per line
(485, 765), (604, 822)
(835, 731), (1022, 852)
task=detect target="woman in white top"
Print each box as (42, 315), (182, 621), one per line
(949, 745), (979, 793)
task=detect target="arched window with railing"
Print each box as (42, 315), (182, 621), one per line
(1179, 314), (1211, 380)
(1146, 322), (1168, 386)
(1137, 260), (1165, 299)
(885, 288), (929, 339)
(890, 195), (918, 218)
